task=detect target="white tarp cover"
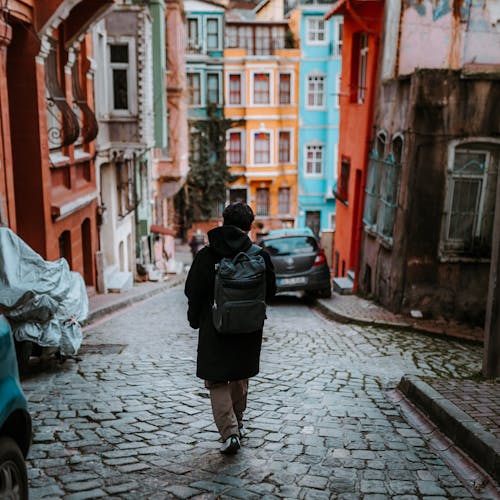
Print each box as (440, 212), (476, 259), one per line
(0, 228), (88, 356)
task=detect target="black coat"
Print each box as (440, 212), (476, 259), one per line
(185, 225), (276, 381)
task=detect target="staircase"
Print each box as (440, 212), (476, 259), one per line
(333, 269), (355, 295)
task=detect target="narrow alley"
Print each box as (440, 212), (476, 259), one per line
(22, 285), (490, 499)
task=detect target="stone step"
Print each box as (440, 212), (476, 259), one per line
(333, 276), (354, 295)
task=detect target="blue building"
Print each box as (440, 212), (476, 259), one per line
(289, 2), (342, 236)
(184, 0), (225, 121)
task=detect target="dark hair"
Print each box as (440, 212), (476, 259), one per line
(223, 202), (254, 231)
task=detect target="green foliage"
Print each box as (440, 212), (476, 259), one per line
(175, 106), (241, 237)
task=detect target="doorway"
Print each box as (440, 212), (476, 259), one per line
(305, 211), (321, 237)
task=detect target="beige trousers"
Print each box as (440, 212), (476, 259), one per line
(205, 379), (248, 440)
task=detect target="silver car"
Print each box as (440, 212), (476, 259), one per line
(259, 232), (332, 298)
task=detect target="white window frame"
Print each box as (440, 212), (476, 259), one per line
(334, 19), (343, 57)
(306, 72), (326, 110)
(186, 16), (201, 52)
(226, 72), (244, 106)
(306, 16), (328, 45)
(358, 33), (369, 104)
(251, 129), (273, 166)
(205, 16), (222, 51)
(335, 73), (341, 109)
(206, 72), (221, 105)
(251, 71), (273, 106)
(226, 129), (245, 166)
(108, 37), (137, 117)
(278, 71), (293, 106)
(186, 71), (202, 107)
(304, 142), (324, 177)
(277, 128), (294, 164)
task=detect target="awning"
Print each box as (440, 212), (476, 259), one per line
(325, 0), (376, 34)
(150, 225), (176, 236)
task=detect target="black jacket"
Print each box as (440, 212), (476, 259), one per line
(185, 225), (276, 381)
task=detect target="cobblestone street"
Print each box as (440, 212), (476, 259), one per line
(22, 285), (490, 499)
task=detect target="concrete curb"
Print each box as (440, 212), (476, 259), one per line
(314, 298), (483, 344)
(398, 375), (500, 482)
(84, 273), (186, 326)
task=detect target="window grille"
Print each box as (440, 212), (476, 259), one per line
(278, 187), (290, 215)
(307, 74), (325, 108)
(45, 37), (80, 152)
(256, 188), (270, 216)
(305, 144), (323, 175)
(307, 17), (326, 43)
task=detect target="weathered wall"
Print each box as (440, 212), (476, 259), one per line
(360, 69), (500, 325)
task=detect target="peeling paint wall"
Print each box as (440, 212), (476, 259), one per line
(398, 0), (500, 75)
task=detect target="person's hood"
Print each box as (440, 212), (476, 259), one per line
(208, 225), (252, 258)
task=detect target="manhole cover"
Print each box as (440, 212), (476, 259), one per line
(79, 344), (127, 355)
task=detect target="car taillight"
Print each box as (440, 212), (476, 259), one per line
(313, 249), (327, 266)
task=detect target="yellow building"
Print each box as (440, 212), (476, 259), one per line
(224, 3), (300, 236)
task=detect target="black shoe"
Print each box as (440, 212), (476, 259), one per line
(220, 434), (240, 455)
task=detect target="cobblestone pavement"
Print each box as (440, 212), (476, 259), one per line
(22, 287), (492, 499)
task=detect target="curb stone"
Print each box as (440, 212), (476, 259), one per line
(398, 375), (500, 482)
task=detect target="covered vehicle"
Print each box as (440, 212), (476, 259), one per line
(0, 315), (31, 500)
(0, 228), (88, 365)
(258, 231), (331, 297)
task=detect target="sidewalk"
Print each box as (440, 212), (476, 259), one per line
(317, 293), (499, 483)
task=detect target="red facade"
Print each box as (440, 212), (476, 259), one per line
(325, 0), (384, 287)
(0, 0), (114, 287)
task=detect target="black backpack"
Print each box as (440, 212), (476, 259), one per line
(212, 245), (267, 334)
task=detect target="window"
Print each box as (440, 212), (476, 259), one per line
(254, 132), (270, 164)
(278, 187), (290, 215)
(278, 131), (291, 163)
(206, 18), (219, 50)
(335, 74), (341, 108)
(110, 44), (130, 111)
(230, 188), (247, 204)
(358, 33), (368, 103)
(256, 188), (270, 216)
(253, 73), (270, 105)
(337, 156), (350, 200)
(187, 73), (201, 105)
(228, 131), (242, 165)
(228, 74), (242, 105)
(305, 144), (323, 176)
(307, 17), (326, 44)
(441, 144), (498, 257)
(207, 73), (219, 105)
(335, 20), (343, 57)
(187, 18), (199, 51)
(363, 132), (386, 227)
(279, 73), (291, 105)
(190, 131), (201, 161)
(307, 74), (325, 108)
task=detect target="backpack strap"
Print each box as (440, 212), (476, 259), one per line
(246, 244), (262, 256)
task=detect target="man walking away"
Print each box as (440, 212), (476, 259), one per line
(185, 203), (276, 454)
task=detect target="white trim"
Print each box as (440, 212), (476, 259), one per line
(250, 70), (273, 106)
(335, 73), (341, 109)
(306, 16), (328, 46)
(305, 71), (327, 110)
(226, 71), (245, 107)
(304, 141), (324, 177)
(333, 18), (343, 58)
(205, 16), (223, 52)
(251, 128), (273, 166)
(228, 114), (298, 121)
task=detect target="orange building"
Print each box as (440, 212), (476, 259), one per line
(325, 0), (384, 289)
(224, 2), (300, 237)
(0, 0), (114, 287)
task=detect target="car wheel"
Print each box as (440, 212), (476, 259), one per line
(0, 436), (28, 500)
(317, 287), (332, 299)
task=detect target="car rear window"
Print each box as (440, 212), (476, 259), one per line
(262, 236), (318, 256)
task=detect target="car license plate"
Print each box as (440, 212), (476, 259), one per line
(279, 277), (308, 286)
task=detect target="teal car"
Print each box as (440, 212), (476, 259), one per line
(0, 315), (31, 499)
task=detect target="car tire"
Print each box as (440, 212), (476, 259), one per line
(317, 287), (332, 299)
(0, 436), (28, 500)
